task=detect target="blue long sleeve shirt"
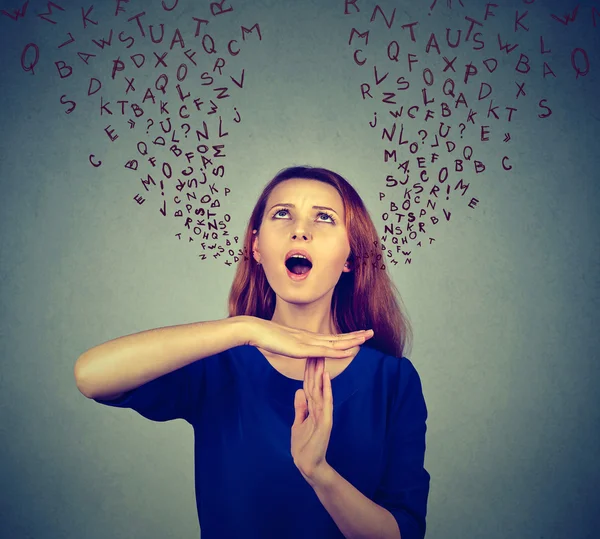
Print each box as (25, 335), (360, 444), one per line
(94, 343), (430, 539)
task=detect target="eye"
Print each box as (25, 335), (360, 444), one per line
(317, 211), (336, 223)
(272, 208), (336, 224)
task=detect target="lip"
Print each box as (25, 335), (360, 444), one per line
(284, 249), (313, 282)
(284, 249), (313, 264)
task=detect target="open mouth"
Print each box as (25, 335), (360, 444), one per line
(285, 256), (313, 276)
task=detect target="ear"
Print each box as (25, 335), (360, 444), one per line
(252, 230), (260, 264)
(342, 259), (353, 273)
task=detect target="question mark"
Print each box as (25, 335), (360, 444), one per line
(459, 123), (466, 138)
(181, 123), (191, 138)
(146, 118), (154, 134)
(418, 129), (428, 143)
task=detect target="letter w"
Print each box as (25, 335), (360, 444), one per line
(1, 0), (28, 21)
(497, 34), (519, 54)
(92, 29), (114, 49)
(551, 5), (580, 25)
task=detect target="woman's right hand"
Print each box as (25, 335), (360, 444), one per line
(244, 317), (374, 360)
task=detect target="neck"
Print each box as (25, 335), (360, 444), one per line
(270, 297), (338, 335)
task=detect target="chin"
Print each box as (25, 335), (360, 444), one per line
(271, 274), (339, 304)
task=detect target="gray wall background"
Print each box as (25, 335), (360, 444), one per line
(1, 0), (598, 538)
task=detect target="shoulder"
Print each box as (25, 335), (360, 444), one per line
(363, 345), (426, 407)
(364, 344), (422, 380)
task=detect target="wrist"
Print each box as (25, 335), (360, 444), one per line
(299, 461), (334, 489)
(236, 315), (256, 347)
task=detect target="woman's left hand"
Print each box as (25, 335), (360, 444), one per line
(291, 357), (333, 480)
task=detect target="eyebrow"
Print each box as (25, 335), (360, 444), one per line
(268, 203), (339, 214)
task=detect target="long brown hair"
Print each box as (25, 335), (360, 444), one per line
(227, 166), (413, 359)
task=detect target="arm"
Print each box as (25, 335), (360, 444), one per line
(74, 316), (252, 400)
(306, 464), (401, 539)
(305, 358), (429, 539)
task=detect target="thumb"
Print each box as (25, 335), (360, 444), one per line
(292, 389), (308, 426)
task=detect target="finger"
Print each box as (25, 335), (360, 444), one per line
(318, 341), (363, 357)
(312, 358), (320, 406)
(312, 336), (365, 354)
(292, 389), (308, 427)
(311, 345), (357, 359)
(323, 369), (332, 421)
(315, 330), (372, 341)
(316, 358), (324, 407)
(340, 329), (373, 337)
(304, 357), (314, 413)
(310, 358), (318, 412)
(329, 335), (367, 348)
(311, 330), (370, 340)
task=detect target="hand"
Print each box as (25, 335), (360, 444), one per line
(245, 317), (374, 360)
(291, 357), (333, 481)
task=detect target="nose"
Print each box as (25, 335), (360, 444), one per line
(291, 232), (311, 240)
(291, 225), (312, 241)
(290, 218), (313, 241)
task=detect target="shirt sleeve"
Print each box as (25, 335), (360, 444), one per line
(372, 357), (430, 539)
(93, 358), (207, 425)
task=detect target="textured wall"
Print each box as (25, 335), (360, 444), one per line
(0, 1), (598, 538)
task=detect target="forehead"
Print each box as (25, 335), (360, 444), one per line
(267, 178), (343, 209)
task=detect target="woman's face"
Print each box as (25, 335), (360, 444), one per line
(252, 178), (352, 304)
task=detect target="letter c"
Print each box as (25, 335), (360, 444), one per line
(89, 154), (102, 167)
(354, 49), (366, 66)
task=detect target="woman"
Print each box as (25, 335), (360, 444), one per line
(74, 166), (430, 539)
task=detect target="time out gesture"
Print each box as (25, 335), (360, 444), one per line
(246, 318), (375, 483)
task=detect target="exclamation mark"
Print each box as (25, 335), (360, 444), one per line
(159, 180), (167, 217)
(446, 184), (450, 200)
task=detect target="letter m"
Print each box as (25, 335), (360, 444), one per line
(241, 23), (262, 41)
(384, 149), (397, 163)
(37, 2), (65, 24)
(349, 28), (369, 46)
